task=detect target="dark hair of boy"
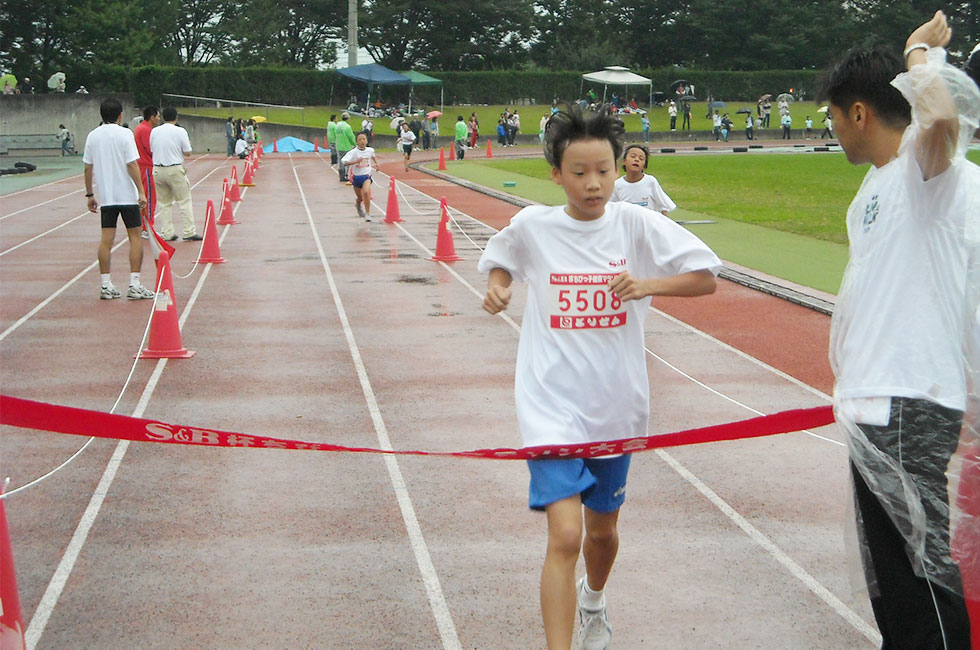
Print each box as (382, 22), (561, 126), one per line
(143, 106), (159, 121)
(161, 106), (178, 122)
(818, 46), (911, 129)
(543, 103), (625, 170)
(621, 144), (649, 171)
(457, 115), (464, 121)
(99, 98), (123, 123)
(330, 114), (336, 121)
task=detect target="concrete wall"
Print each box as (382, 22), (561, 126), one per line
(0, 93), (136, 155)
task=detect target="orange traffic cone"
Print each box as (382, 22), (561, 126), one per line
(138, 250), (195, 359)
(252, 149), (261, 170)
(227, 170), (242, 202)
(448, 142), (455, 161)
(437, 147), (446, 170)
(314, 136), (319, 151)
(439, 196), (450, 223)
(384, 177), (403, 224)
(0, 484), (26, 650)
(240, 159), (255, 186)
(272, 139), (278, 153)
(486, 139), (493, 158)
(430, 219), (462, 262)
(217, 189), (239, 225)
(199, 200), (226, 264)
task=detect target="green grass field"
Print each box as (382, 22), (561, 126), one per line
(180, 101), (830, 135)
(430, 149), (980, 295)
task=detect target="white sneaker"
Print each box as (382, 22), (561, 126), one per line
(140, 230), (150, 239)
(126, 284), (155, 300)
(356, 203), (365, 218)
(364, 214), (372, 222)
(577, 578), (612, 650)
(100, 284), (121, 300)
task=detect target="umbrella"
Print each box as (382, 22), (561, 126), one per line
(0, 74), (16, 91)
(250, 115), (267, 123)
(735, 108), (753, 115)
(817, 105), (829, 113)
(709, 101), (727, 109)
(47, 72), (65, 89)
(669, 79), (690, 94)
(758, 93), (772, 102)
(389, 116), (405, 130)
(676, 95), (696, 102)
(426, 110), (442, 119)
(776, 93), (793, 103)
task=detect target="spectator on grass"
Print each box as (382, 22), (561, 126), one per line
(150, 106), (200, 242)
(539, 113), (548, 143)
(497, 120), (507, 147)
(430, 117), (439, 148)
(820, 12), (980, 649)
(83, 97), (153, 301)
(468, 112), (479, 148)
(454, 115), (467, 159)
(804, 115), (813, 139)
(327, 114), (338, 164)
(409, 113), (422, 150)
(20, 77), (33, 94)
(234, 134), (249, 159)
(134, 106), (160, 238)
(712, 110), (722, 140)
(335, 112), (357, 183)
(681, 101), (691, 130)
(668, 100), (677, 130)
(820, 113), (833, 139)
(641, 113), (650, 142)
(780, 112), (792, 139)
(225, 116), (235, 156)
(721, 113), (733, 141)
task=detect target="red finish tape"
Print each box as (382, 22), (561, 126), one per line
(0, 395), (834, 460)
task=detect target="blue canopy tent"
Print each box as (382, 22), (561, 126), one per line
(337, 64), (411, 111)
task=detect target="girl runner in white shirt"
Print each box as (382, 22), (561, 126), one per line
(610, 144), (677, 216)
(339, 132), (378, 222)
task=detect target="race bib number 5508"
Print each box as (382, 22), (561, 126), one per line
(549, 273), (627, 330)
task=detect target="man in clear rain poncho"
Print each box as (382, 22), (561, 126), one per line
(821, 11), (980, 648)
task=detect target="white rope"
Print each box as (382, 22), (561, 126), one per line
(1, 269), (163, 500)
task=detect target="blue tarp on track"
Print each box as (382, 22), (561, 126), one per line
(262, 136), (329, 153)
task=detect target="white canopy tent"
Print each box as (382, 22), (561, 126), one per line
(581, 66), (652, 107)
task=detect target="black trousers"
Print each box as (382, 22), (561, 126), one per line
(851, 398), (971, 649)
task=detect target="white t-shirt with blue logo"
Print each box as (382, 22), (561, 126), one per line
(611, 174), (677, 213)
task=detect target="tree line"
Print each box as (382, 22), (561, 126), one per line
(1, 0), (976, 85)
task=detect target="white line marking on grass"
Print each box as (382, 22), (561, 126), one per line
(292, 158), (462, 650)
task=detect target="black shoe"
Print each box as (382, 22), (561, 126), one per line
(182, 234), (203, 241)
(164, 235), (178, 241)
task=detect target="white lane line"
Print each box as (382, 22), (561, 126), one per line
(655, 449), (880, 645)
(0, 174), (83, 201)
(0, 161), (227, 341)
(0, 188), (85, 221)
(23, 189), (237, 649)
(292, 159), (461, 650)
(0, 211), (89, 257)
(369, 173), (872, 641)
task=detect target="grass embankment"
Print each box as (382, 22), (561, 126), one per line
(180, 102), (832, 135)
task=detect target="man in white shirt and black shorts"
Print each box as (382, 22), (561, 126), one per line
(150, 106), (200, 242)
(83, 97), (154, 300)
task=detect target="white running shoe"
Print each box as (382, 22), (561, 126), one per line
(577, 578), (612, 650)
(126, 284), (155, 300)
(364, 214), (372, 222)
(100, 284), (121, 300)
(140, 229), (150, 239)
(356, 203), (365, 218)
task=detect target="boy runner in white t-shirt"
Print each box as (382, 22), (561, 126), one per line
(610, 144), (677, 217)
(479, 105), (721, 650)
(340, 132), (378, 222)
(398, 122), (417, 173)
(83, 97), (153, 300)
